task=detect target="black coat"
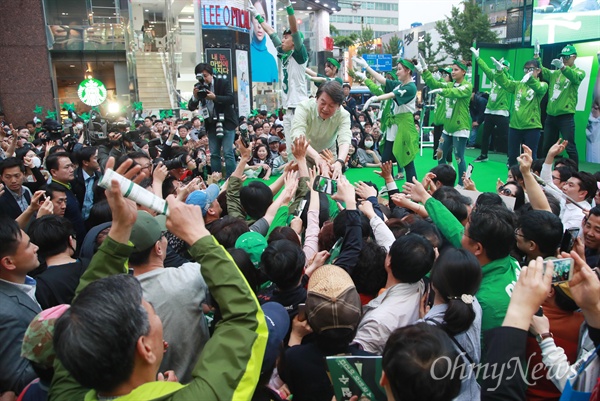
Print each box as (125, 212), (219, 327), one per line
(71, 167), (101, 212)
(188, 77), (238, 131)
(0, 188), (31, 220)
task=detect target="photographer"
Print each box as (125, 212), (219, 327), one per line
(188, 63), (238, 178)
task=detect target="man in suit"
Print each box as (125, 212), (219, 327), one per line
(0, 157), (32, 220)
(72, 146), (101, 221)
(188, 63), (238, 178)
(343, 82), (358, 125)
(46, 152), (86, 248)
(0, 216), (42, 393)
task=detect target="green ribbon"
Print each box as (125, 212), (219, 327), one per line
(133, 101), (143, 111)
(46, 110), (57, 119)
(33, 105), (43, 114)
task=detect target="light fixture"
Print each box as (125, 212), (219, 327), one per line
(69, 65), (75, 68)
(107, 102), (120, 114)
(188, 15), (192, 18)
(145, 9), (149, 12)
(307, 6), (312, 9)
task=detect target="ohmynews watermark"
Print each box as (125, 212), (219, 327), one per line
(430, 352), (575, 391)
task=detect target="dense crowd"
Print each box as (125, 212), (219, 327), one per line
(1, 0), (600, 400)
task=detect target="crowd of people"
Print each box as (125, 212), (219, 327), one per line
(0, 0), (600, 400)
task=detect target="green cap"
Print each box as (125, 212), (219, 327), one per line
(235, 232), (267, 269)
(129, 211), (163, 252)
(326, 58), (340, 69)
(559, 44), (577, 57)
(442, 67), (453, 75)
(502, 59), (510, 68)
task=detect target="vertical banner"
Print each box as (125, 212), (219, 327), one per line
(236, 49), (251, 117)
(249, 0), (279, 82)
(206, 48), (232, 91)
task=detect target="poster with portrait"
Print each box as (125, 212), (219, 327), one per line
(586, 52), (600, 164)
(206, 48), (232, 91)
(249, 0), (279, 83)
(236, 49), (251, 117)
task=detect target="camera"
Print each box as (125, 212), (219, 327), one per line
(41, 119), (64, 141)
(194, 74), (210, 100)
(163, 153), (189, 170)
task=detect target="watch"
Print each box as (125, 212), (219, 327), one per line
(536, 332), (553, 343)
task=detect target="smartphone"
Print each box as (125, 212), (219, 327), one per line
(543, 258), (574, 284)
(559, 228), (580, 253)
(465, 163), (474, 181)
(294, 199), (307, 217)
(313, 175), (337, 195)
(427, 283), (436, 309)
(297, 303), (307, 322)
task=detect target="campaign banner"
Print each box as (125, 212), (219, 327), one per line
(236, 49), (251, 117)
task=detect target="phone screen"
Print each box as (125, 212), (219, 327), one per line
(543, 258), (574, 283)
(560, 228), (580, 253)
(297, 303), (306, 321)
(465, 163), (474, 181)
(313, 175), (337, 195)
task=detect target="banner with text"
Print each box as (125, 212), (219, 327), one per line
(206, 48), (233, 91)
(201, 0), (251, 32)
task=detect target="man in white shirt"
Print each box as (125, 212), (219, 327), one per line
(289, 81), (352, 179)
(353, 234), (434, 354)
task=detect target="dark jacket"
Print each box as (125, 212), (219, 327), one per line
(188, 77), (238, 131)
(470, 93), (488, 126)
(0, 280), (41, 393)
(71, 167), (101, 212)
(0, 188), (31, 220)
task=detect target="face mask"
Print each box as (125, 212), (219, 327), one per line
(32, 156), (41, 168)
(76, 123), (84, 129)
(364, 141), (374, 148)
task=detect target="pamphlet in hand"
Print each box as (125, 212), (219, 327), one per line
(326, 355), (386, 401)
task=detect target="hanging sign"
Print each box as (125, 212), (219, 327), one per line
(77, 78), (108, 106)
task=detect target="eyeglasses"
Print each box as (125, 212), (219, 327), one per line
(499, 187), (514, 197)
(523, 67), (536, 73)
(514, 228), (525, 238)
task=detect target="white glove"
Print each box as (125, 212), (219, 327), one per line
(354, 71), (367, 81)
(551, 58), (564, 69)
(283, 0), (293, 8)
(248, 2), (259, 18)
(534, 39), (540, 57)
(363, 96), (377, 111)
(491, 57), (504, 71)
(521, 71), (533, 83)
(429, 88), (443, 95)
(352, 56), (368, 69)
(470, 47), (480, 59)
(416, 53), (428, 73)
(432, 71), (441, 80)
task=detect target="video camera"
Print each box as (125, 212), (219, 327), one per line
(194, 74), (210, 100)
(41, 119), (64, 141)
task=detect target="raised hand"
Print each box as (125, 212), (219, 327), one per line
(517, 144), (533, 174)
(491, 57), (504, 71)
(547, 138), (568, 159)
(291, 135), (309, 160)
(470, 47), (480, 59)
(352, 56), (368, 69)
(354, 181), (377, 200)
(521, 71), (533, 83)
(362, 96), (377, 111)
(534, 39), (540, 57)
(402, 176), (430, 204)
(551, 58), (564, 70)
(428, 88), (443, 95)
(374, 161), (393, 183)
(416, 53), (428, 72)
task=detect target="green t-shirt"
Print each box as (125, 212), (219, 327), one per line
(495, 72), (548, 130)
(541, 64), (585, 116)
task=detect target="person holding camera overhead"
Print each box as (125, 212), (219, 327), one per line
(188, 63), (238, 178)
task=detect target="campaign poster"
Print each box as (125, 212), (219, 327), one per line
(236, 49), (251, 117)
(249, 0), (279, 82)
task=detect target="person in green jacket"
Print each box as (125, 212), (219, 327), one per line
(50, 158), (268, 401)
(470, 47), (512, 162)
(493, 57), (548, 167)
(353, 56), (419, 182)
(430, 67), (454, 163)
(539, 44), (586, 167)
(417, 55), (473, 186)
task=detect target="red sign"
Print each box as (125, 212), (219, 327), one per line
(324, 36), (334, 51)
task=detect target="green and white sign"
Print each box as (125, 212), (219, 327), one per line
(77, 78), (107, 106)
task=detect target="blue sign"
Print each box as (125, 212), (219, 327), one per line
(363, 54), (393, 72)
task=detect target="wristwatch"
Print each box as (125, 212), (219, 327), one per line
(536, 332), (553, 343)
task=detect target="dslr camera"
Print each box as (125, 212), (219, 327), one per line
(194, 74), (210, 100)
